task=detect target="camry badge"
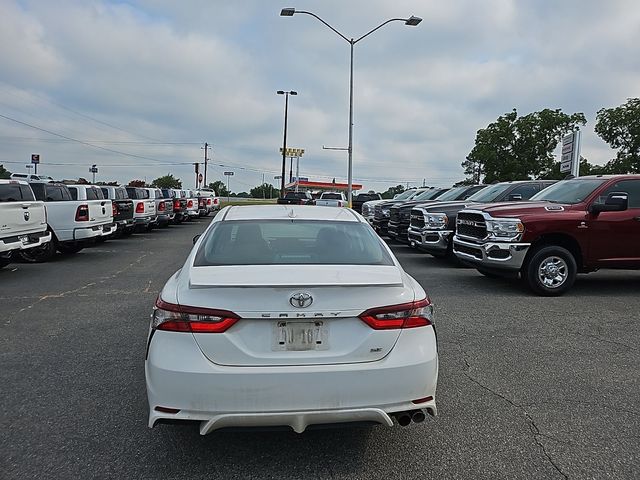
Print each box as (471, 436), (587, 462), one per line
(290, 292), (313, 308)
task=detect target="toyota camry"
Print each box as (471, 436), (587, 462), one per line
(145, 205), (438, 434)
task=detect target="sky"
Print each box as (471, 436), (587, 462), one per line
(1, 0), (639, 193)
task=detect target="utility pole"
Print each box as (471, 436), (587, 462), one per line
(193, 163), (199, 189)
(201, 142), (211, 186)
(262, 173), (265, 199)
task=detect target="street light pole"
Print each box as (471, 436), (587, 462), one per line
(281, 8), (422, 207)
(277, 90), (297, 197)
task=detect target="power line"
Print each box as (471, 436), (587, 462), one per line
(0, 113), (182, 164)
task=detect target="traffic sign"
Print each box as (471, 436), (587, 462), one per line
(31, 154), (40, 164)
(223, 171), (234, 176)
(198, 173), (203, 183)
(89, 165), (98, 173)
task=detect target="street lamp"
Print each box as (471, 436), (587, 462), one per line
(280, 8), (422, 207)
(277, 90), (298, 197)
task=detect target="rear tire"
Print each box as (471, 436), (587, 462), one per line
(18, 239), (56, 263)
(524, 245), (577, 296)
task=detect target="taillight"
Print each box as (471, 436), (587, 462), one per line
(75, 204), (89, 222)
(112, 203), (118, 216)
(359, 298), (433, 330)
(213, 198), (219, 205)
(152, 298), (239, 333)
(207, 198), (212, 205)
(158, 201), (165, 212)
(136, 202), (145, 213)
(187, 200), (193, 208)
(173, 199), (180, 209)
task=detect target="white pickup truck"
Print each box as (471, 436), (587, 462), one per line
(19, 182), (113, 262)
(68, 185), (117, 238)
(315, 191), (347, 207)
(125, 187), (157, 231)
(0, 180), (51, 269)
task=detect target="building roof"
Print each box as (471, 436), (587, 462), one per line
(285, 180), (363, 191)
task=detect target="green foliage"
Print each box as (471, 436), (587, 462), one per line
(128, 179), (146, 187)
(208, 180), (229, 197)
(151, 174), (181, 189)
(595, 98), (640, 173)
(463, 108), (587, 183)
(539, 157), (607, 180)
(250, 183), (279, 198)
(381, 185), (405, 199)
(0, 164), (11, 179)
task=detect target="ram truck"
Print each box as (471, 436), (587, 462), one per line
(145, 188), (174, 227)
(183, 189), (199, 219)
(68, 185), (117, 238)
(100, 186), (134, 235)
(408, 180), (556, 258)
(126, 187), (157, 231)
(0, 180), (51, 268)
(165, 189), (187, 223)
(452, 175), (640, 296)
(375, 188), (446, 236)
(315, 192), (347, 207)
(20, 182), (113, 262)
(277, 191), (314, 205)
(351, 192), (382, 214)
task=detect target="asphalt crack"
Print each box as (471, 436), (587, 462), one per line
(457, 343), (569, 480)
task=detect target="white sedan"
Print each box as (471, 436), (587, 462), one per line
(145, 205), (438, 434)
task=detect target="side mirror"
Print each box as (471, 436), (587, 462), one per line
(589, 192), (628, 214)
(192, 234), (201, 245)
(508, 194), (523, 201)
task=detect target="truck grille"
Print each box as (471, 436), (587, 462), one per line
(389, 208), (400, 223)
(410, 210), (425, 228)
(456, 212), (487, 239)
(374, 205), (383, 220)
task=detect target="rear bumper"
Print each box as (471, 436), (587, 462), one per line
(100, 223), (117, 236)
(408, 228), (453, 253)
(187, 210), (199, 217)
(73, 225), (106, 241)
(133, 215), (153, 225)
(146, 327), (438, 434)
(0, 230), (52, 252)
(115, 218), (134, 228)
(453, 236), (531, 271)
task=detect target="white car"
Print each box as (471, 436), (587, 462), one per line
(9, 173), (53, 183)
(315, 191), (347, 207)
(146, 205), (438, 434)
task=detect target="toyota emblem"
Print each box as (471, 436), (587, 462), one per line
(290, 292), (313, 308)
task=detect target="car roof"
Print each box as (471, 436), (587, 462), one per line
(0, 179), (29, 185)
(222, 205), (362, 222)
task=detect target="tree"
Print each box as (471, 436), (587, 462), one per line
(128, 179), (146, 187)
(462, 108), (587, 183)
(381, 185), (405, 199)
(151, 174), (181, 189)
(250, 183), (279, 198)
(595, 98), (640, 173)
(0, 164), (11, 179)
(539, 157), (607, 180)
(208, 180), (229, 197)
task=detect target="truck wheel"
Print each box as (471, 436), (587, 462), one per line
(0, 256), (10, 269)
(57, 242), (84, 255)
(524, 246), (577, 296)
(18, 240), (56, 263)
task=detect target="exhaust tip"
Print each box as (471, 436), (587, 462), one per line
(397, 413), (412, 427)
(412, 411), (426, 423)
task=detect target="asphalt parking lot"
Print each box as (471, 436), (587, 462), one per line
(2, 218), (639, 480)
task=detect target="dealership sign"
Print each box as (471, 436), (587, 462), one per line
(560, 130), (581, 176)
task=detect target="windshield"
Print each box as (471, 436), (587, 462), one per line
(194, 220), (393, 266)
(413, 189), (444, 201)
(322, 193), (342, 199)
(530, 179), (606, 204)
(431, 186), (466, 202)
(467, 183), (512, 202)
(395, 190), (417, 200)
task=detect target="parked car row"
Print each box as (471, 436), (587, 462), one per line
(363, 175), (640, 296)
(0, 180), (219, 268)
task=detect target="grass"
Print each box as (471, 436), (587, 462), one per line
(219, 198), (278, 207)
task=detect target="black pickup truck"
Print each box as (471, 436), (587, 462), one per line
(352, 192), (382, 213)
(100, 186), (134, 235)
(277, 191), (314, 205)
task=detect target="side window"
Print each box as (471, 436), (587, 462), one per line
(598, 180), (640, 208)
(86, 188), (98, 200)
(101, 188), (109, 199)
(116, 188), (126, 200)
(0, 185), (22, 202)
(19, 186), (36, 201)
(68, 187), (78, 201)
(126, 188), (137, 199)
(61, 187), (73, 201)
(509, 184), (540, 200)
(30, 183), (45, 200)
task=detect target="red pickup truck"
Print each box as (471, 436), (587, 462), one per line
(452, 175), (640, 295)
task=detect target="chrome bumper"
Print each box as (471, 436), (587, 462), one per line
(452, 236), (531, 270)
(408, 228), (452, 253)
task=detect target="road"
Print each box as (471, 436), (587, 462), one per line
(2, 218), (639, 479)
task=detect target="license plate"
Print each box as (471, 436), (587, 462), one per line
(19, 235), (30, 244)
(272, 321), (328, 351)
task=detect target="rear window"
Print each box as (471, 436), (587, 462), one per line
(321, 193), (342, 199)
(194, 220), (394, 266)
(69, 187), (78, 200)
(86, 188), (101, 200)
(116, 188), (128, 200)
(0, 184), (24, 202)
(286, 192), (308, 199)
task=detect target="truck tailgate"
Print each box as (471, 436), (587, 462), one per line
(86, 200), (113, 225)
(0, 201), (47, 238)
